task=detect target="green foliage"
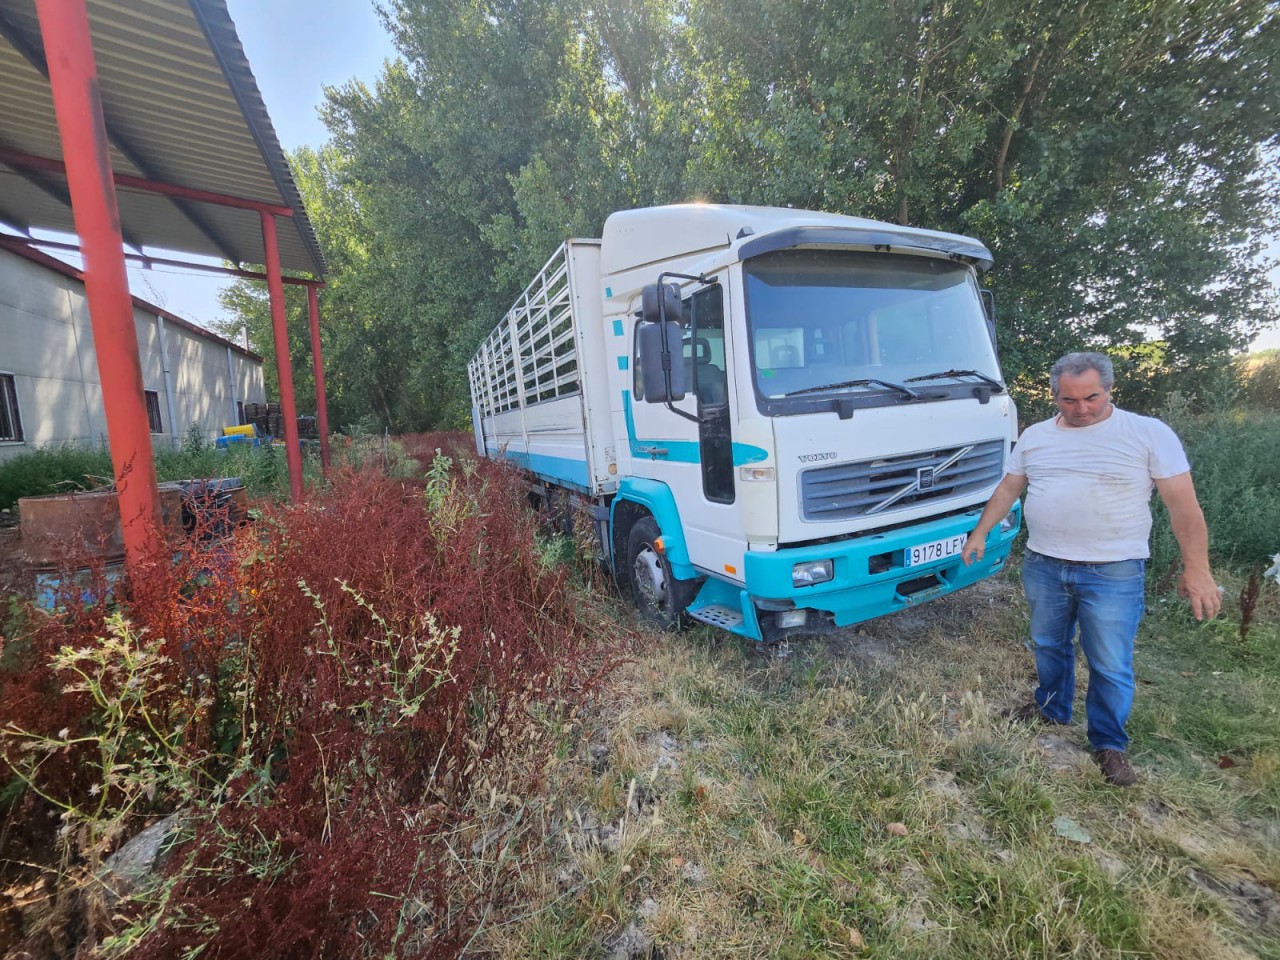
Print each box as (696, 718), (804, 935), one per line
(280, 1), (1280, 428)
(152, 442), (295, 500)
(0, 446), (113, 510)
(211, 0), (1279, 431)
(1150, 407), (1280, 572)
(180, 422), (206, 456)
(1237, 349), (1280, 410)
(0, 440), (303, 514)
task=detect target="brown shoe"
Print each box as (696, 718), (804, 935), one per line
(1094, 749), (1138, 787)
(1001, 701), (1068, 726)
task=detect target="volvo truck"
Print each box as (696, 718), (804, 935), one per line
(468, 204), (1021, 642)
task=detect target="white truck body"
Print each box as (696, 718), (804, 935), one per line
(469, 204), (1021, 642)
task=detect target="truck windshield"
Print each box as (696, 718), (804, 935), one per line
(743, 249), (1000, 403)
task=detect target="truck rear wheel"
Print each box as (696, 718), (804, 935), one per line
(626, 516), (699, 630)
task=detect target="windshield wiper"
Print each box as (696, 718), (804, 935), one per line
(783, 378), (920, 400)
(904, 368), (1004, 390)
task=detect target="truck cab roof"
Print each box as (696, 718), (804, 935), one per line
(599, 203), (993, 277)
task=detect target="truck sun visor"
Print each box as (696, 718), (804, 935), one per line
(737, 226), (994, 271)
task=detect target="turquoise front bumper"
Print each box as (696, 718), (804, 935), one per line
(740, 502), (1021, 632)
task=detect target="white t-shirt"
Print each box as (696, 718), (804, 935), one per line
(1006, 406), (1190, 562)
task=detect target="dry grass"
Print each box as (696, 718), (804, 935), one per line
(472, 568), (1280, 959)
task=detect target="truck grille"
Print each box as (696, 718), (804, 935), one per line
(800, 439), (1005, 521)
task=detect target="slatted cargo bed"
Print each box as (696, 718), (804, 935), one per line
(468, 241), (615, 495)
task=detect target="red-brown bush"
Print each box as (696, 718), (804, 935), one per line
(0, 450), (609, 958)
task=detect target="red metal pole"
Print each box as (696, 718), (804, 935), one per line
(36, 0), (163, 570)
(306, 285), (332, 472)
(260, 211), (304, 500)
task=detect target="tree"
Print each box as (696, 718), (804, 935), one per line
(221, 0), (1279, 426)
(677, 0), (1279, 404)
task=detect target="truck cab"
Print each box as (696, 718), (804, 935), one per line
(603, 205), (1020, 640)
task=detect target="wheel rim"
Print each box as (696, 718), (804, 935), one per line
(633, 544), (668, 609)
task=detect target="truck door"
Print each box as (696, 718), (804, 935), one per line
(628, 278), (744, 578)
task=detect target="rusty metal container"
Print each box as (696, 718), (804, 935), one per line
(17, 484), (185, 567)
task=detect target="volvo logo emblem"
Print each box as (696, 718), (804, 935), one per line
(868, 445), (973, 516)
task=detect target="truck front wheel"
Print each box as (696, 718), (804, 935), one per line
(626, 516), (698, 630)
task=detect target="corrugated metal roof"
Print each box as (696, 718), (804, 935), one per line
(0, 0), (324, 276)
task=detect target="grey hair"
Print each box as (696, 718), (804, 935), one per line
(1050, 352), (1114, 395)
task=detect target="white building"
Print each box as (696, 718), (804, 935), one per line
(0, 242), (264, 463)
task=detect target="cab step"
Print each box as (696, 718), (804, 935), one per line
(687, 604), (744, 630)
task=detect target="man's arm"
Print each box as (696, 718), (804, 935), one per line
(1154, 471), (1220, 621)
(962, 472), (1027, 565)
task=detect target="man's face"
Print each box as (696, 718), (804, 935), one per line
(1054, 369), (1112, 427)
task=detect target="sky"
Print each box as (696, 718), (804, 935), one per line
(12, 1), (1280, 352)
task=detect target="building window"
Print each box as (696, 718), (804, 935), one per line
(144, 390), (163, 433)
(0, 374), (22, 442)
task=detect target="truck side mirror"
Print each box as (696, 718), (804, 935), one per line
(642, 282), (683, 326)
(637, 321), (687, 402)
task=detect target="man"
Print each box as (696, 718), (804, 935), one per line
(962, 352), (1220, 787)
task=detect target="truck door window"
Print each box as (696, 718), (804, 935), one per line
(685, 284), (734, 504)
(686, 286), (727, 406)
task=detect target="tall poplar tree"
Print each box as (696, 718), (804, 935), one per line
(224, 0), (1279, 429)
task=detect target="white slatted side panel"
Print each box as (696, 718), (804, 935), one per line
(468, 244), (580, 419)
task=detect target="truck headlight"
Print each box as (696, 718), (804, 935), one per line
(792, 559), (834, 587)
(999, 508), (1019, 534)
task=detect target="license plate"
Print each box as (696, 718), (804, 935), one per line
(905, 534), (966, 567)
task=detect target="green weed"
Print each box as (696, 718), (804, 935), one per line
(1150, 407), (1280, 572)
(0, 445), (113, 509)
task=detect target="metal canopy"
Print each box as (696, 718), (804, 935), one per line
(0, 0), (324, 277)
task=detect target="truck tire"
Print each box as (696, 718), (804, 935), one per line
(626, 516), (699, 630)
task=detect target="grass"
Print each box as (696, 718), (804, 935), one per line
(0, 431), (415, 510)
(477, 565), (1280, 959)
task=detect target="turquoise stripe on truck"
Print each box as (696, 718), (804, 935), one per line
(487, 445), (592, 492)
(622, 391), (767, 465)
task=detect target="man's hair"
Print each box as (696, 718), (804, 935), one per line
(1050, 352), (1114, 396)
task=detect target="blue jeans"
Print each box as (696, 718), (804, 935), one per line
(1021, 549), (1146, 752)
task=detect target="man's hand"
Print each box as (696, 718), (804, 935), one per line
(961, 531), (985, 565)
(1178, 568), (1221, 621)
(962, 473), (1027, 567)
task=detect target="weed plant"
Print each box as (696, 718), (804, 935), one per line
(0, 446), (113, 509)
(0, 452), (613, 958)
(1150, 406), (1280, 573)
(152, 427), (318, 498)
(0, 436), (315, 511)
